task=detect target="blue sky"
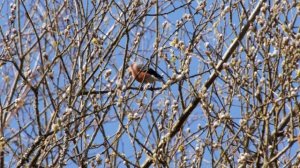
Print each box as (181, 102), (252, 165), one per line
(0, 0), (299, 167)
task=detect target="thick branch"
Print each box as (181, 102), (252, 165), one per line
(142, 0), (266, 167)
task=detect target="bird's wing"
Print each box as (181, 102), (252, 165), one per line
(146, 68), (163, 80)
(136, 64), (163, 80)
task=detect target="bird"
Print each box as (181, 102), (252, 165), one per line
(128, 63), (163, 83)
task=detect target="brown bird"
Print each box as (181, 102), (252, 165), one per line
(128, 63), (163, 83)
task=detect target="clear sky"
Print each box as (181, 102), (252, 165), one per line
(0, 0), (299, 167)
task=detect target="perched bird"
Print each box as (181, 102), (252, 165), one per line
(128, 63), (163, 83)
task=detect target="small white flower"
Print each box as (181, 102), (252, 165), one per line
(65, 107), (72, 113)
(197, 124), (201, 130)
(218, 34), (223, 39)
(128, 113), (133, 120)
(15, 98), (25, 108)
(176, 74), (184, 80)
(165, 100), (170, 106)
(122, 85), (126, 91)
(213, 120), (220, 128)
(95, 154), (102, 164)
(104, 69), (112, 79)
(204, 42), (210, 48)
(291, 91), (297, 97)
(133, 113), (139, 119)
(239, 118), (246, 125)
(218, 112), (226, 120)
(144, 83), (151, 90)
(52, 123), (60, 132)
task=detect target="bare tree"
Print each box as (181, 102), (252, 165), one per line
(0, 0), (299, 167)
